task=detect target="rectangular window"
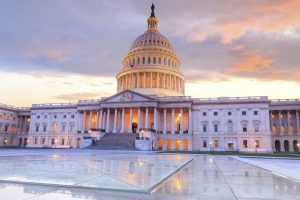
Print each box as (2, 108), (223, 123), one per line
(203, 112), (207, 116)
(254, 111), (258, 115)
(243, 140), (248, 148)
(35, 126), (39, 132)
(242, 111), (247, 115)
(61, 138), (65, 145)
(255, 124), (259, 132)
(43, 125), (47, 132)
(255, 140), (260, 148)
(243, 124), (247, 132)
(44, 115), (47, 119)
(214, 124), (218, 133)
(34, 138), (38, 145)
(214, 112), (218, 116)
(203, 140), (207, 148)
(228, 112), (231, 116)
(142, 57), (145, 64)
(62, 125), (66, 132)
(4, 125), (8, 132)
(214, 140), (219, 148)
(148, 57), (151, 64)
(42, 138), (46, 145)
(63, 115), (67, 119)
(203, 124), (207, 132)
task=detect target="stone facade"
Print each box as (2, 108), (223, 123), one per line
(0, 5), (299, 153)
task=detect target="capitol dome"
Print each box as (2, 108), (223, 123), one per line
(116, 4), (185, 97)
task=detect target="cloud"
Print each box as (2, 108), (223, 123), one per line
(53, 91), (112, 101)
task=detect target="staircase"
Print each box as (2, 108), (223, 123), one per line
(89, 133), (138, 150)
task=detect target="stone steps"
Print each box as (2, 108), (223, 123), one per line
(89, 133), (138, 150)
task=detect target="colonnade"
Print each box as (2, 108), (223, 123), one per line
(80, 107), (192, 134)
(117, 72), (184, 94)
(270, 110), (300, 135)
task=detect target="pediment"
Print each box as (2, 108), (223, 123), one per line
(102, 90), (155, 103)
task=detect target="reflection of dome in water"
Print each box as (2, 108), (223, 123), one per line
(116, 4), (185, 97)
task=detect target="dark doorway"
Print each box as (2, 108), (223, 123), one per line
(293, 140), (298, 152)
(18, 138), (22, 147)
(275, 140), (280, 152)
(132, 123), (137, 133)
(24, 138), (28, 147)
(284, 140), (289, 152)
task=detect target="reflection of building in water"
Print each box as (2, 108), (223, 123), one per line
(0, 4), (299, 153)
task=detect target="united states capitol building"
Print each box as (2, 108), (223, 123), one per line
(0, 5), (299, 153)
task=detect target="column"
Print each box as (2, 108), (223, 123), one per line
(121, 108), (125, 133)
(270, 112), (273, 134)
(99, 109), (103, 129)
(279, 111), (282, 135)
(180, 108), (183, 133)
(129, 108), (133, 133)
(287, 111), (291, 135)
(24, 116), (28, 133)
(154, 108), (157, 130)
(95, 111), (99, 129)
(144, 72), (146, 88)
(89, 111), (93, 129)
(188, 108), (192, 133)
(163, 108), (167, 134)
(150, 72), (153, 88)
(83, 111), (86, 131)
(113, 108), (118, 133)
(106, 109), (110, 133)
(19, 116), (22, 134)
(156, 73), (159, 88)
(137, 73), (140, 88)
(169, 75), (171, 89)
(171, 109), (175, 134)
(145, 108), (149, 129)
(175, 76), (177, 91)
(163, 73), (166, 89)
(296, 111), (299, 135)
(137, 108), (141, 133)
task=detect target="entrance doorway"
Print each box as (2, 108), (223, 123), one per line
(284, 140), (289, 152)
(275, 140), (280, 152)
(293, 140), (298, 152)
(18, 138), (22, 147)
(132, 123), (138, 133)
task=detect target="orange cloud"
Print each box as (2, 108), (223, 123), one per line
(229, 52), (273, 73)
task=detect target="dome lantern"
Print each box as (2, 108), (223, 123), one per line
(147, 3), (158, 32)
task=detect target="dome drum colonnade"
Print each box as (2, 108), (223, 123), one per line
(116, 4), (185, 97)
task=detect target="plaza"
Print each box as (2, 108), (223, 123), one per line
(0, 149), (299, 200)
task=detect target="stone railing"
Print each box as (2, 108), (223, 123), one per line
(32, 102), (77, 108)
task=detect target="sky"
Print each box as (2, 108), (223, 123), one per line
(0, 0), (300, 107)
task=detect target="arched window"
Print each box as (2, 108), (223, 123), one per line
(52, 122), (57, 133)
(142, 57), (145, 64)
(153, 57), (156, 64)
(137, 57), (140, 65)
(158, 57), (161, 64)
(228, 120), (233, 133)
(148, 57), (151, 64)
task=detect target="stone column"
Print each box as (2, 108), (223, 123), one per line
(113, 108), (118, 133)
(169, 75), (171, 89)
(99, 109), (103, 129)
(171, 109), (175, 134)
(188, 108), (192, 133)
(180, 108), (183, 134)
(83, 111), (86, 131)
(175, 76), (177, 91)
(137, 108), (141, 133)
(144, 72), (146, 88)
(95, 111), (99, 129)
(270, 112), (273, 134)
(154, 108), (157, 130)
(150, 72), (153, 88)
(145, 108), (149, 129)
(106, 109), (110, 133)
(163, 108), (167, 134)
(163, 73), (166, 89)
(121, 108), (125, 133)
(296, 110), (299, 135)
(279, 111), (282, 135)
(89, 111), (93, 129)
(137, 73), (140, 88)
(19, 116), (22, 134)
(156, 73), (159, 88)
(129, 108), (133, 133)
(287, 111), (291, 135)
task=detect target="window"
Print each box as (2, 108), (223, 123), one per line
(70, 124), (75, 132)
(203, 124), (207, 132)
(54, 115), (57, 119)
(137, 57), (140, 65)
(4, 125), (8, 132)
(254, 111), (258, 115)
(12, 116), (16, 121)
(35, 125), (39, 132)
(51, 138), (55, 145)
(243, 124), (247, 132)
(52, 123), (57, 133)
(41, 138), (46, 145)
(214, 140), (219, 148)
(153, 57), (156, 64)
(243, 140), (248, 148)
(63, 115), (67, 119)
(255, 140), (260, 148)
(0, 115), (2, 119)
(203, 140), (207, 148)
(158, 57), (161, 64)
(228, 111), (232, 116)
(61, 138), (65, 145)
(242, 111), (247, 115)
(142, 57), (145, 64)
(214, 124), (218, 133)
(62, 124), (66, 132)
(255, 123), (259, 132)
(43, 125), (47, 132)
(148, 57), (151, 64)
(228, 120), (233, 133)
(37, 115), (40, 119)
(44, 115), (47, 119)
(272, 114), (275, 119)
(71, 114), (75, 119)
(34, 138), (38, 145)
(203, 112), (207, 116)
(214, 112), (218, 116)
